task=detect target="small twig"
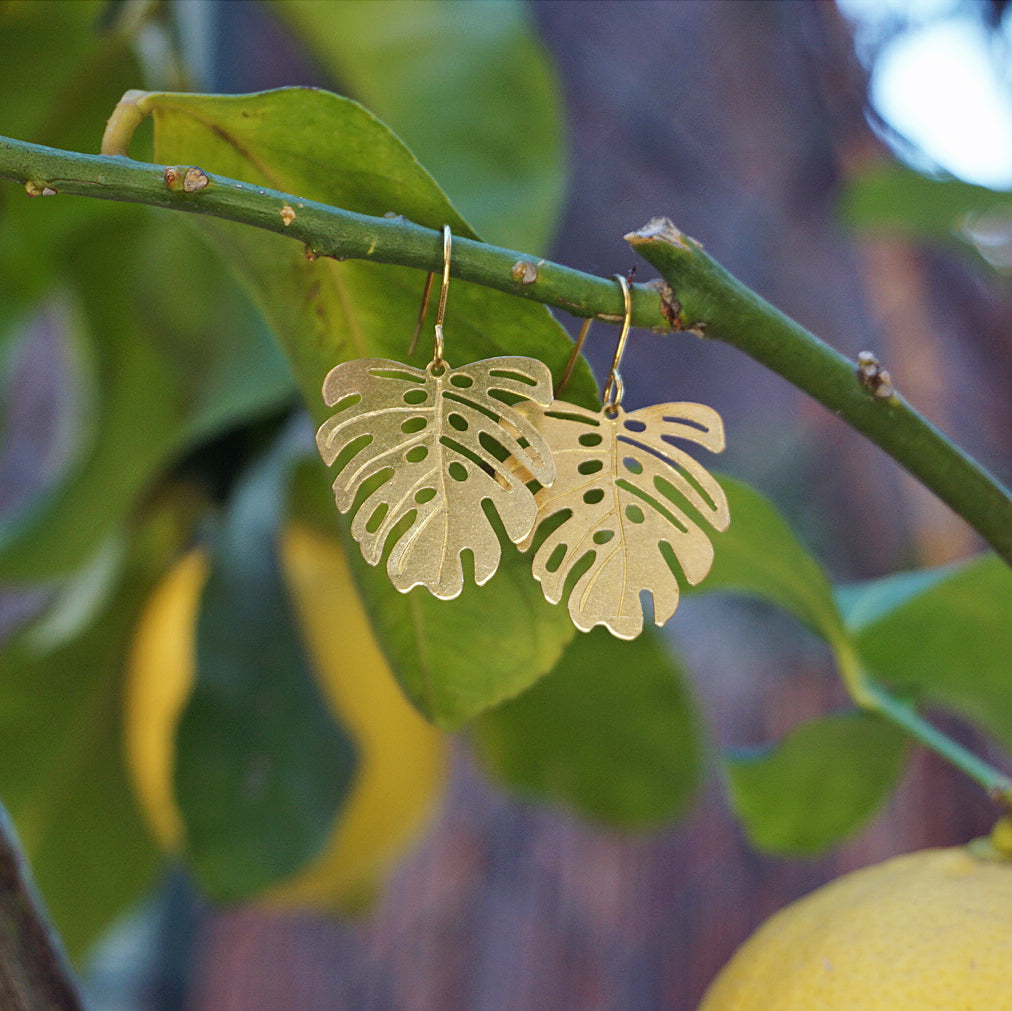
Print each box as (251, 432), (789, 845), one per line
(0, 804), (84, 1011)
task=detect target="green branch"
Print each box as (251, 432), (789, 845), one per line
(1, 133), (1011, 566)
(627, 218), (1012, 567)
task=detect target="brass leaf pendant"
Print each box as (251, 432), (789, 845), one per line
(316, 356), (556, 599)
(519, 399), (730, 639)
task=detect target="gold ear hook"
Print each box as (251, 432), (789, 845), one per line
(602, 274), (631, 413)
(407, 225), (453, 362)
(432, 224), (452, 368)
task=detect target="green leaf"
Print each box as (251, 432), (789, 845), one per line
(850, 553), (1012, 751)
(0, 494), (197, 958)
(695, 476), (846, 644)
(472, 627), (702, 827)
(345, 537), (574, 728)
(835, 564), (959, 631)
(139, 87), (588, 722)
(0, 216), (293, 580)
(842, 162), (1012, 243)
(274, 0), (566, 252)
(138, 87), (596, 412)
(724, 710), (908, 854)
(176, 427), (358, 901)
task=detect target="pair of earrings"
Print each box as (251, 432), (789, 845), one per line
(315, 227), (730, 639)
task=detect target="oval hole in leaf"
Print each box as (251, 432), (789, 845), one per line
(625, 504), (645, 524)
(624, 418), (646, 433)
(403, 389), (428, 405)
(401, 416), (427, 434)
(623, 456), (643, 475)
(577, 459), (604, 476)
(405, 445), (428, 464)
(415, 487), (437, 505)
(447, 413), (468, 432)
(593, 529), (614, 545)
(583, 488), (605, 505)
(448, 461), (468, 482)
(578, 431), (603, 447)
(450, 374), (473, 388)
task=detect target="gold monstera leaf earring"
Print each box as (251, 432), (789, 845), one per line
(519, 274), (731, 639)
(315, 225), (557, 600)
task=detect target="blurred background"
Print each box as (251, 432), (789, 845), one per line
(3, 1), (1012, 1008)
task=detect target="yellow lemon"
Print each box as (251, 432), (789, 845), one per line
(698, 843), (1012, 1010)
(124, 523), (447, 911)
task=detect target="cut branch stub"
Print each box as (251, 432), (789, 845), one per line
(316, 356), (556, 599)
(519, 400), (730, 639)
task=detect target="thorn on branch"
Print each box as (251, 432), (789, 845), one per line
(163, 166), (209, 193)
(511, 259), (538, 284)
(856, 350), (895, 400)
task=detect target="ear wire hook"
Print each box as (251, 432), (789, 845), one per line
(432, 224), (451, 368)
(602, 274), (632, 414)
(408, 225), (453, 363)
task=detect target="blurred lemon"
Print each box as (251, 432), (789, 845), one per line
(698, 838), (1012, 1010)
(125, 523), (447, 910)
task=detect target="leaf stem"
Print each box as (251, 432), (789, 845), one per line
(1, 135), (1011, 566)
(834, 636), (1012, 810)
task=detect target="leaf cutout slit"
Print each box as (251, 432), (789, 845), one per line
(546, 408), (601, 427)
(443, 390), (503, 424)
(615, 478), (690, 534)
(490, 368), (539, 386)
(330, 393), (363, 415)
(657, 540), (687, 583)
(371, 368), (426, 384)
(366, 503), (389, 533)
(439, 434), (501, 479)
(618, 435), (722, 517)
(655, 472), (717, 522)
(329, 433), (374, 477)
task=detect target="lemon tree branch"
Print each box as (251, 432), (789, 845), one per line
(1, 133), (1010, 568)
